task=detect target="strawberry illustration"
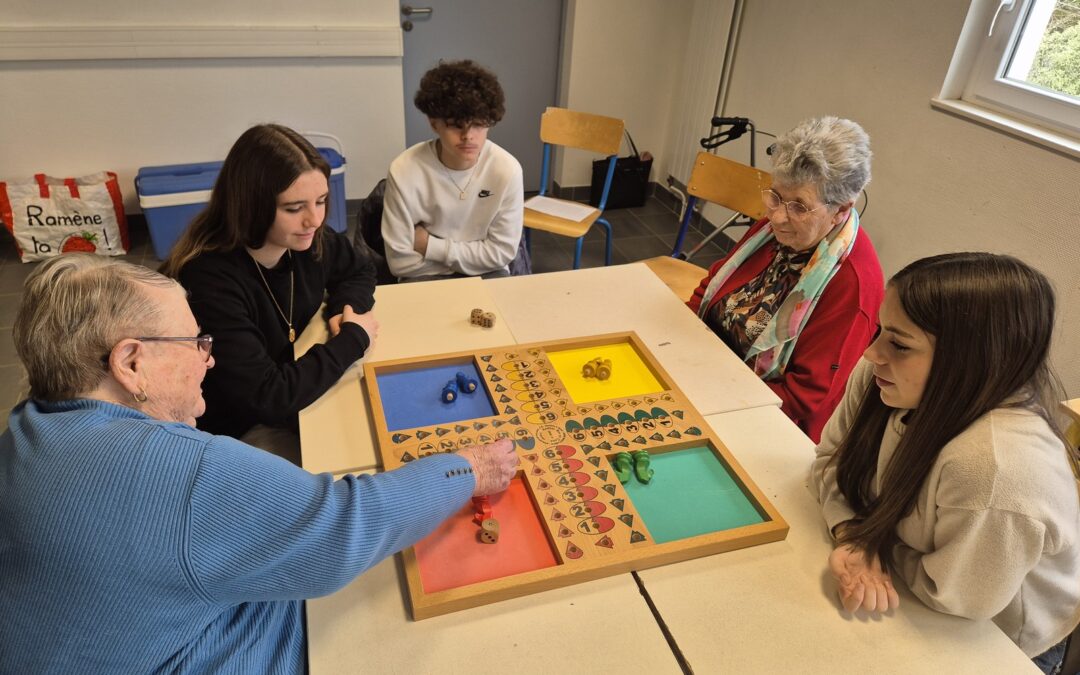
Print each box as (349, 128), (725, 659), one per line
(61, 232), (98, 254)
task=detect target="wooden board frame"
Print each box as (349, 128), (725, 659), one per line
(364, 331), (788, 619)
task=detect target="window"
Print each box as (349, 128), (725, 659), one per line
(933, 0), (1080, 157)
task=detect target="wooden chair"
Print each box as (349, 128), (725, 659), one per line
(525, 107), (624, 269)
(644, 151), (771, 301)
(643, 256), (709, 301)
(670, 151), (772, 260)
(1059, 399), (1080, 675)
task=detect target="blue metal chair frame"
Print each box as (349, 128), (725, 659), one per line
(526, 143), (618, 269)
(668, 195), (745, 261)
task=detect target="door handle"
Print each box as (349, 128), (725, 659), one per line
(402, 5), (433, 16)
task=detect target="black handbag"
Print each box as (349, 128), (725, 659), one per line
(589, 131), (652, 210)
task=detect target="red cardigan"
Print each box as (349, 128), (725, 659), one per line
(688, 219), (884, 442)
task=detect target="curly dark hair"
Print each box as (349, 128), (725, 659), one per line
(414, 60), (505, 126)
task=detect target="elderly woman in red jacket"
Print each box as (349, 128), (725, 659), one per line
(689, 117), (883, 442)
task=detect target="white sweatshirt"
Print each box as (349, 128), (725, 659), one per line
(381, 139), (524, 279)
(811, 358), (1080, 657)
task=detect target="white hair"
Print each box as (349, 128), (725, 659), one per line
(13, 255), (182, 401)
(770, 116), (872, 206)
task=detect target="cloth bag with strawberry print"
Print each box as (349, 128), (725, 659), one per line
(0, 172), (130, 262)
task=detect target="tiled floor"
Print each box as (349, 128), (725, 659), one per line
(0, 193), (733, 431)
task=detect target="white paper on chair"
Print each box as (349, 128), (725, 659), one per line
(524, 195), (595, 222)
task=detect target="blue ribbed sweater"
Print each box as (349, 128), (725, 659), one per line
(0, 399), (474, 673)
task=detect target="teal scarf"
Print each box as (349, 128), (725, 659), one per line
(697, 209), (860, 379)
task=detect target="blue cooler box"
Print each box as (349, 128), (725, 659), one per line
(136, 146), (347, 260)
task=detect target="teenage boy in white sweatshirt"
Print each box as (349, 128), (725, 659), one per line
(381, 60), (524, 281)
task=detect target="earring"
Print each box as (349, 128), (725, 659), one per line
(133, 388), (148, 404)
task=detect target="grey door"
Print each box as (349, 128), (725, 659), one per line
(400, 0), (563, 191)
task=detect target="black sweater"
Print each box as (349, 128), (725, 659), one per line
(179, 230), (376, 438)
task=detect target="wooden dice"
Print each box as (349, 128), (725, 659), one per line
(470, 308), (496, 328)
(478, 518), (500, 544)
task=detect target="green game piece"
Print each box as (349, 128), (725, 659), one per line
(633, 450), (654, 484)
(612, 452), (633, 484)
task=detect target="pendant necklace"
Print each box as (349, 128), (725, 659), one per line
(436, 140), (479, 200)
(252, 250), (296, 343)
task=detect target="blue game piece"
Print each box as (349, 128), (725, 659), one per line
(441, 380), (459, 403)
(456, 371), (478, 393)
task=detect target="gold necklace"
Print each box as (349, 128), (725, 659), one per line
(251, 250), (296, 343)
(436, 141), (479, 200)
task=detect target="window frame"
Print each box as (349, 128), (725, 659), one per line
(932, 0), (1080, 159)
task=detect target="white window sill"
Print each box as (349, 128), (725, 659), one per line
(930, 97), (1080, 161)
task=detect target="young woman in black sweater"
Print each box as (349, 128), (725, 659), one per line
(162, 124), (379, 462)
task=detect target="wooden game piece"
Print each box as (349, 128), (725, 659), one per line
(470, 308), (484, 326)
(632, 450), (654, 484)
(595, 358), (612, 381)
(472, 495), (493, 524)
(581, 360), (596, 378)
(612, 452), (633, 484)
(441, 380), (459, 403)
(456, 371), (478, 393)
(481, 312), (495, 328)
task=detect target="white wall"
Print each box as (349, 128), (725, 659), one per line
(554, 0), (692, 187)
(715, 0), (1080, 395)
(661, 0), (737, 189)
(0, 0), (406, 211)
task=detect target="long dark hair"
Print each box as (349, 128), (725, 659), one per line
(161, 124), (331, 277)
(833, 252), (1064, 567)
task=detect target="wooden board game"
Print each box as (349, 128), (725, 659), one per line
(364, 331), (788, 619)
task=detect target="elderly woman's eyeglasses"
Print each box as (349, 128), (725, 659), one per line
(136, 335), (214, 362)
(761, 189), (831, 220)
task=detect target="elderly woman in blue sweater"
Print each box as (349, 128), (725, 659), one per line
(0, 255), (517, 673)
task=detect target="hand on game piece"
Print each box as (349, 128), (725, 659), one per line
(457, 438), (518, 496)
(340, 304), (380, 345)
(828, 544), (900, 614)
(413, 223), (430, 256)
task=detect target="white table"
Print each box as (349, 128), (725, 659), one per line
(305, 479), (679, 674)
(635, 405), (1038, 673)
(487, 264), (780, 415)
(300, 268), (1036, 673)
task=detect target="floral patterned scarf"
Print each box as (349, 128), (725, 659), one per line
(696, 209), (860, 379)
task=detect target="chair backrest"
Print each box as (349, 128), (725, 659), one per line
(539, 107), (624, 155)
(686, 151), (772, 220)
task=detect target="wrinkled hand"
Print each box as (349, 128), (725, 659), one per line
(829, 544), (900, 614)
(457, 438), (518, 496)
(339, 304), (379, 346)
(413, 223), (430, 256)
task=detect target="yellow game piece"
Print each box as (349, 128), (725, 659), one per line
(582, 360), (596, 378)
(595, 358), (612, 380)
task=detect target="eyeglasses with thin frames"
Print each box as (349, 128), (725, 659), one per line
(136, 335), (214, 362)
(761, 189), (832, 220)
